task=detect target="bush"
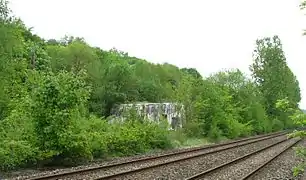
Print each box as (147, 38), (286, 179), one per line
(0, 95), (41, 170)
(82, 116), (108, 158)
(208, 125), (223, 141)
(0, 140), (39, 170)
(30, 70), (92, 162)
(105, 120), (172, 156)
(226, 119), (253, 139)
(271, 118), (284, 131)
(78, 115), (172, 158)
(56, 130), (92, 164)
(0, 76), (174, 169)
(183, 121), (205, 138)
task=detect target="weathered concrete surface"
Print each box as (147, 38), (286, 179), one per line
(111, 102), (185, 130)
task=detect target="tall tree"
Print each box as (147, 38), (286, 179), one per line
(208, 69), (270, 133)
(250, 35), (301, 128)
(0, 0), (28, 120)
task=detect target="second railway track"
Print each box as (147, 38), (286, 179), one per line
(186, 137), (301, 180)
(24, 131), (290, 180)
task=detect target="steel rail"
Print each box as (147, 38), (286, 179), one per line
(93, 132), (288, 180)
(28, 131), (288, 180)
(239, 139), (301, 180)
(185, 138), (301, 180)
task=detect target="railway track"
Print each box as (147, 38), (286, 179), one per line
(186, 137), (301, 180)
(25, 131), (290, 180)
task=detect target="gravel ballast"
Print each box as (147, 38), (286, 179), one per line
(6, 134), (284, 180)
(60, 134), (286, 180)
(4, 142), (210, 180)
(104, 135), (287, 180)
(247, 138), (306, 180)
(200, 138), (299, 180)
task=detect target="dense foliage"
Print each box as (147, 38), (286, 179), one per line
(0, 0), (303, 170)
(289, 1), (306, 176)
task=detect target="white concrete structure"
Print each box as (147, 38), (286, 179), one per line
(111, 102), (184, 130)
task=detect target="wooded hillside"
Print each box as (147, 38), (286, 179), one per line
(0, 0), (303, 170)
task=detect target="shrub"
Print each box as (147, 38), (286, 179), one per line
(0, 140), (39, 170)
(106, 120), (172, 156)
(31, 70), (91, 159)
(80, 115), (172, 158)
(0, 94), (41, 170)
(82, 115), (108, 158)
(208, 125), (223, 141)
(271, 118), (284, 131)
(183, 121), (205, 138)
(226, 119), (253, 139)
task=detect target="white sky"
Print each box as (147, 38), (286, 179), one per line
(8, 0), (306, 108)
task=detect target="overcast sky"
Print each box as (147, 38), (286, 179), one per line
(8, 0), (306, 108)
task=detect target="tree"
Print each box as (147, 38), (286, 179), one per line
(31, 70), (92, 159)
(209, 69), (270, 133)
(0, 0), (28, 120)
(250, 36), (301, 129)
(1, 0), (303, 171)
(290, 1), (306, 176)
(181, 68), (202, 79)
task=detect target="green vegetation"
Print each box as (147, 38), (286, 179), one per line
(0, 0), (303, 171)
(289, 1), (306, 176)
(288, 106), (306, 176)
